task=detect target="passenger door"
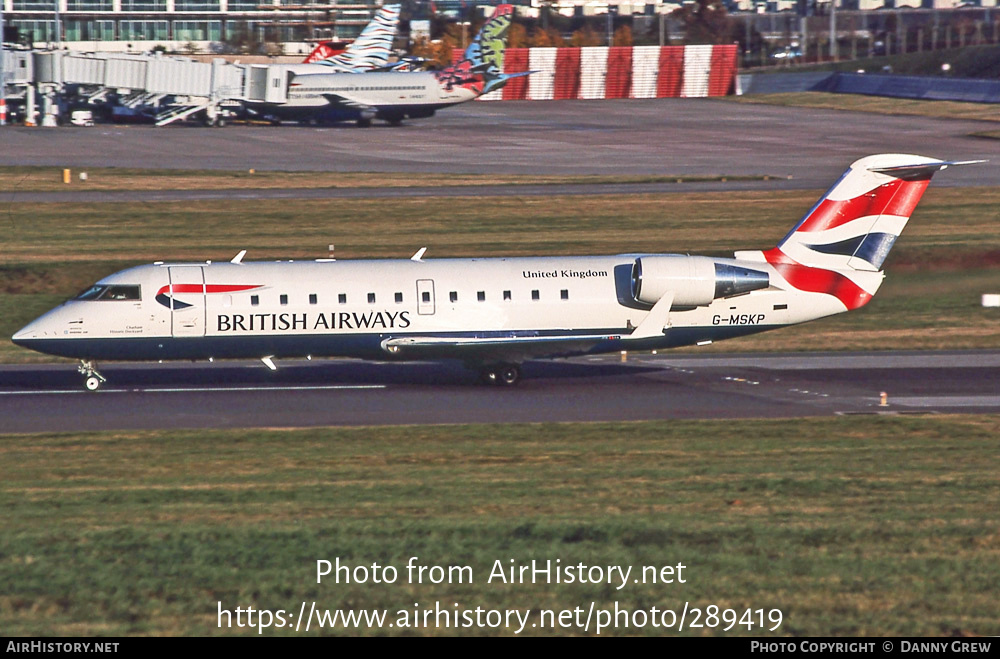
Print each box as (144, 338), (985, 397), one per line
(168, 266), (206, 337)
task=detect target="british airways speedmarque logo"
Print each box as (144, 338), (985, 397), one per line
(156, 284), (263, 310)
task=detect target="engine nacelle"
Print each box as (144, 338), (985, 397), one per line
(631, 256), (770, 307)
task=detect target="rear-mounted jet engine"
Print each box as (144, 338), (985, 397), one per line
(630, 256), (770, 308)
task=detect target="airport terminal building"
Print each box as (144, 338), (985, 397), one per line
(1, 0), (387, 53)
(2, 0), (994, 55)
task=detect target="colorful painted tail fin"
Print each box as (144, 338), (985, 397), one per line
(436, 4), (515, 95)
(461, 4), (514, 74)
(309, 4), (401, 72)
(767, 154), (979, 273)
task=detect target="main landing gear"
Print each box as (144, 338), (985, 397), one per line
(79, 360), (106, 391)
(479, 363), (521, 387)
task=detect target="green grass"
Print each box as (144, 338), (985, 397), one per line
(1, 417), (998, 636)
(0, 166), (771, 193)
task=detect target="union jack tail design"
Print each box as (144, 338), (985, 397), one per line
(313, 4), (401, 72)
(758, 154), (981, 310)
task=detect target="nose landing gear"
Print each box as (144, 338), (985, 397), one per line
(79, 361), (107, 391)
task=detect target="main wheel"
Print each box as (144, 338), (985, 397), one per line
(499, 364), (521, 386)
(480, 367), (499, 385)
(85, 376), (101, 391)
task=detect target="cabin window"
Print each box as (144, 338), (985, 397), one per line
(450, 291), (458, 303)
(309, 294), (318, 305)
(477, 291), (485, 302)
(561, 289), (569, 300)
(395, 292), (403, 303)
(368, 293), (376, 304)
(280, 294), (288, 306)
(74, 284), (141, 301)
(339, 293), (347, 304)
(250, 295), (259, 306)
(531, 290), (540, 301)
(503, 290), (511, 301)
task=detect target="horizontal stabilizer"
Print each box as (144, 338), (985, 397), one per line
(868, 159), (986, 179)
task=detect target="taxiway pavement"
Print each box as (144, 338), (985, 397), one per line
(2, 351), (998, 433)
(2, 99), (997, 189)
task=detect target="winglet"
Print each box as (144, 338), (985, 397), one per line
(231, 249), (247, 265)
(411, 247), (427, 262)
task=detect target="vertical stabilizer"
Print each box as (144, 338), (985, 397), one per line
(435, 4), (516, 95)
(462, 4), (514, 74)
(310, 4), (401, 72)
(768, 154), (960, 272)
(757, 154), (981, 310)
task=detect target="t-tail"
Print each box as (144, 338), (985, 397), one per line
(438, 4), (525, 95)
(308, 4), (401, 72)
(739, 154), (982, 311)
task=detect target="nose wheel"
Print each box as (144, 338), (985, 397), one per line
(479, 363), (521, 387)
(78, 361), (107, 391)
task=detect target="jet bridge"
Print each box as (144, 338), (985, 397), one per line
(1, 48), (34, 123)
(30, 50), (250, 126)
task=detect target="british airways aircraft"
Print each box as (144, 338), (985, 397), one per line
(246, 4), (523, 126)
(12, 154), (974, 390)
(282, 4), (405, 75)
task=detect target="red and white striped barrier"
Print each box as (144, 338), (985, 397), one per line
(454, 44), (738, 101)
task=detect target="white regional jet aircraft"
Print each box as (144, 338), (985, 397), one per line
(244, 4), (520, 126)
(12, 154), (974, 390)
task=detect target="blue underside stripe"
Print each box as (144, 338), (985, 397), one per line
(13, 325), (780, 361)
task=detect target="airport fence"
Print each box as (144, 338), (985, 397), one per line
(737, 70), (1000, 104)
(452, 45), (739, 101)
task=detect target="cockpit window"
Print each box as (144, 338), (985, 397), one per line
(74, 285), (141, 301)
(75, 285), (107, 300)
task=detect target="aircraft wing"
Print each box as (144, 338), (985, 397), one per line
(380, 292), (674, 362)
(381, 333), (624, 362)
(321, 93), (375, 112)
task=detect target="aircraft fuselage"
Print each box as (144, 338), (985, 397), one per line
(11, 254), (841, 363)
(246, 70), (478, 123)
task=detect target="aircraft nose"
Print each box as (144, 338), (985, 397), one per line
(12, 324), (35, 345)
(12, 316), (49, 346)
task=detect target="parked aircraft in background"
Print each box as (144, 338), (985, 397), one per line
(287, 4), (404, 75)
(12, 154), (975, 390)
(245, 4), (522, 126)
